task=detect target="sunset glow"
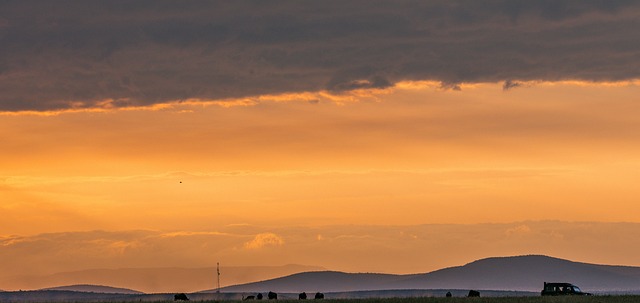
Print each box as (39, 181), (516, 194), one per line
(2, 1), (640, 293)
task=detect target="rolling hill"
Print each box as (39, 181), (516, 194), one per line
(5, 255), (640, 296)
(394, 255), (640, 291)
(217, 255), (640, 293)
(218, 271), (406, 293)
(40, 284), (143, 294)
(1, 264), (324, 293)
(0, 290), (143, 302)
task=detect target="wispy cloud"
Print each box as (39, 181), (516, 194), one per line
(159, 231), (234, 238)
(505, 224), (532, 237)
(243, 233), (285, 250)
(3, 222), (639, 282)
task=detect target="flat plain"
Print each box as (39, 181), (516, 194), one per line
(330, 297), (640, 303)
(239, 297), (640, 303)
(121, 297), (640, 303)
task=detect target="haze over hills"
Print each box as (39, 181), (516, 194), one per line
(217, 271), (406, 293)
(0, 264), (324, 294)
(218, 255), (640, 293)
(41, 284), (143, 294)
(5, 255), (640, 296)
(394, 255), (640, 291)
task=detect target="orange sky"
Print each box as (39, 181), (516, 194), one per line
(2, 81), (640, 288)
(3, 81), (640, 230)
(3, 2), (640, 293)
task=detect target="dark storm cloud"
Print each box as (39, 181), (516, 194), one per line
(1, 0), (640, 111)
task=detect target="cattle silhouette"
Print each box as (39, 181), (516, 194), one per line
(468, 290), (480, 297)
(314, 292), (324, 299)
(298, 292), (307, 300)
(257, 293), (263, 300)
(268, 291), (278, 300)
(174, 293), (189, 301)
(445, 291), (452, 297)
(243, 295), (255, 300)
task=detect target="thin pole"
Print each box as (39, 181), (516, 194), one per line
(217, 262), (220, 293)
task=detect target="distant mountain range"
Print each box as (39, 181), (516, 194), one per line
(4, 255), (640, 297)
(0, 264), (324, 293)
(41, 284), (143, 294)
(0, 290), (139, 302)
(217, 255), (640, 293)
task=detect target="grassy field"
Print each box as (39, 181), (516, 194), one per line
(2, 292), (639, 303)
(236, 297), (640, 303)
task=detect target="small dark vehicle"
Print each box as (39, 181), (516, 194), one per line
(174, 293), (189, 301)
(541, 282), (591, 296)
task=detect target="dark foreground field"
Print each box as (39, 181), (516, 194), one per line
(4, 292), (635, 303)
(195, 297), (640, 303)
(103, 298), (640, 303)
(324, 297), (640, 303)
(5, 295), (640, 303)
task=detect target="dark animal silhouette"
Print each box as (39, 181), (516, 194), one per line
(298, 292), (307, 300)
(446, 291), (452, 297)
(174, 293), (189, 301)
(314, 292), (324, 299)
(257, 293), (263, 300)
(243, 295), (256, 300)
(468, 290), (480, 297)
(268, 291), (277, 300)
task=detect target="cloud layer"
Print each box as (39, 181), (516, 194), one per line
(3, 221), (640, 291)
(1, 1), (640, 111)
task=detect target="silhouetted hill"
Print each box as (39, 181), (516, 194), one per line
(217, 271), (406, 293)
(5, 255), (640, 296)
(219, 255), (640, 293)
(0, 290), (141, 302)
(396, 255), (640, 291)
(1, 264), (324, 293)
(40, 284), (143, 294)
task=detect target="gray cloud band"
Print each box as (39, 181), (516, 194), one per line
(1, 1), (639, 111)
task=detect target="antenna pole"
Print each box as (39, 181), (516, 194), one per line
(216, 262), (220, 293)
